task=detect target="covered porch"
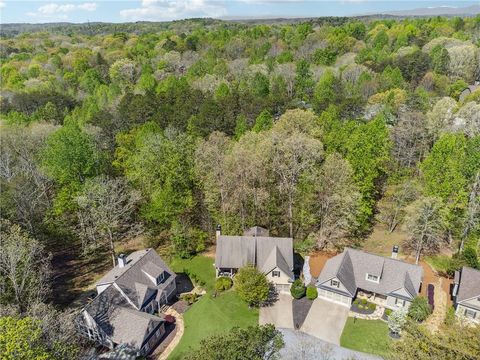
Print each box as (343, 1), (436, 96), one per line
(216, 267), (238, 278)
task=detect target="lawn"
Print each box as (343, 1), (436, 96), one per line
(167, 256), (258, 360)
(340, 317), (392, 358)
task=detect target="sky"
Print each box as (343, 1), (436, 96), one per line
(0, 0), (478, 24)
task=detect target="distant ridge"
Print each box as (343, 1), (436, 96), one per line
(379, 4), (480, 17)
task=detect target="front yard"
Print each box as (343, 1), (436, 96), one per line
(340, 317), (392, 358)
(167, 256), (258, 360)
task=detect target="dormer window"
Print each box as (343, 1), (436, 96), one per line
(330, 279), (339, 287)
(272, 271), (280, 277)
(366, 274), (379, 283)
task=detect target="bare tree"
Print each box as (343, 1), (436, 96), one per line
(309, 153), (360, 249)
(377, 180), (418, 233)
(73, 176), (142, 267)
(267, 128), (323, 238)
(0, 219), (52, 312)
(0, 124), (56, 235)
(391, 109), (430, 168)
(459, 171), (480, 251)
(404, 197), (446, 264)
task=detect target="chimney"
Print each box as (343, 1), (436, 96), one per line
(118, 254), (127, 268)
(391, 245), (399, 259)
(216, 224), (221, 241)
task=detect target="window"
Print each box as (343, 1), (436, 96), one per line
(156, 272), (165, 285)
(144, 343), (150, 352)
(465, 309), (477, 319)
(330, 279), (339, 287)
(395, 298), (406, 307)
(366, 274), (379, 282)
(272, 271), (280, 277)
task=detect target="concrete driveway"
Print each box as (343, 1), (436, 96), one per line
(259, 293), (294, 329)
(300, 297), (349, 345)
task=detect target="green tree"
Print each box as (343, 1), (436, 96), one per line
(41, 122), (101, 186)
(234, 266), (269, 307)
(251, 72), (270, 97)
(430, 45), (450, 75)
(252, 110), (273, 133)
(185, 324), (284, 360)
(0, 316), (52, 360)
(295, 59), (314, 100)
(313, 69), (337, 112)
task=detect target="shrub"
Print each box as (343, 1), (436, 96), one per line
(181, 293), (199, 305)
(408, 296), (432, 322)
(306, 286), (318, 300)
(444, 306), (456, 326)
(368, 302), (376, 311)
(361, 298), (367, 305)
(290, 279), (306, 299)
(215, 277), (233, 291)
(463, 247), (479, 269)
(234, 266), (269, 307)
(384, 308), (392, 317)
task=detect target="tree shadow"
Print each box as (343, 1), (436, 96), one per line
(262, 283), (279, 307)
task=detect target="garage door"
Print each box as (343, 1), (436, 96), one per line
(318, 289), (351, 306)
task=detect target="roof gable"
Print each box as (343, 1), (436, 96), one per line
(316, 248), (423, 299)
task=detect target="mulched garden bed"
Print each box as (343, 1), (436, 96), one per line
(350, 300), (376, 315)
(292, 297), (314, 329)
(171, 300), (189, 314)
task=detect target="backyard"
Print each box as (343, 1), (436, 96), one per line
(340, 317), (392, 358)
(167, 256), (258, 360)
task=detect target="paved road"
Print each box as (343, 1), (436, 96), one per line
(259, 293), (294, 329)
(279, 328), (382, 360)
(300, 297), (349, 345)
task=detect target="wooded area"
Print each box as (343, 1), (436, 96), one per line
(0, 15), (479, 359)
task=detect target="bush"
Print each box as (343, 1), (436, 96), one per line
(384, 308), (392, 317)
(361, 298), (367, 305)
(444, 306), (456, 326)
(215, 277), (233, 291)
(306, 286), (318, 300)
(368, 302), (376, 311)
(463, 247), (479, 269)
(290, 279), (306, 299)
(181, 292), (199, 305)
(408, 296), (432, 322)
(234, 266), (269, 307)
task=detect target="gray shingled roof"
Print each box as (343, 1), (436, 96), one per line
(215, 233), (293, 279)
(243, 226), (270, 237)
(456, 266), (480, 303)
(96, 249), (176, 309)
(85, 284), (164, 350)
(317, 248), (423, 299)
(215, 236), (256, 269)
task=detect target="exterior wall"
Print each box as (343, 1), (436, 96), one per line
(318, 277), (351, 295)
(141, 323), (166, 355)
(456, 304), (480, 323)
(78, 310), (113, 349)
(266, 267), (292, 287)
(386, 295), (412, 310)
(317, 288), (352, 306)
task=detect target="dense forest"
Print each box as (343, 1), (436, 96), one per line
(0, 15), (479, 358)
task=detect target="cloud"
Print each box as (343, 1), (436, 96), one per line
(27, 2), (97, 20)
(120, 0), (227, 21)
(0, 1), (5, 8)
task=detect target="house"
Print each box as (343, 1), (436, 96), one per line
(453, 266), (480, 323)
(214, 226), (294, 292)
(316, 248), (423, 309)
(77, 249), (177, 356)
